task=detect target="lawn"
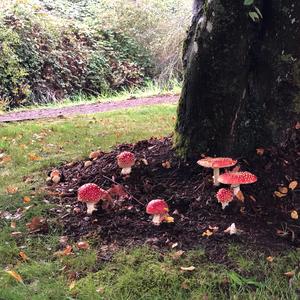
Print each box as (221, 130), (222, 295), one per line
(0, 104), (299, 300)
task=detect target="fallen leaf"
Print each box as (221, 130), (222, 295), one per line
(50, 170), (60, 178)
(77, 241), (90, 250)
(0, 155), (11, 164)
(28, 153), (41, 161)
(19, 251), (29, 261)
(289, 181), (298, 190)
(6, 186), (18, 194)
(295, 122), (300, 130)
(209, 225), (219, 231)
(11, 231), (22, 237)
(84, 160), (93, 167)
(284, 271), (295, 278)
(224, 223), (241, 235)
(107, 184), (128, 200)
(162, 161), (171, 169)
(5, 270), (23, 283)
(164, 216), (174, 223)
(266, 256), (274, 262)
(171, 242), (178, 249)
(26, 217), (48, 233)
(256, 148), (265, 156)
(171, 250), (185, 260)
(202, 229), (214, 237)
(96, 287), (105, 294)
(291, 210), (298, 220)
(51, 175), (61, 184)
(235, 190), (245, 202)
(10, 221), (16, 229)
(69, 280), (76, 290)
(54, 245), (73, 257)
(180, 266), (196, 271)
(23, 196), (31, 203)
(274, 191), (287, 198)
(141, 158), (148, 165)
(89, 150), (102, 160)
(278, 187), (288, 194)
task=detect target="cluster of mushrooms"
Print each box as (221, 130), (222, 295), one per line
(76, 152), (257, 226)
(197, 157), (257, 209)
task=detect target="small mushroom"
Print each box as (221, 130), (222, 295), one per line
(216, 188), (234, 209)
(117, 151), (135, 175)
(78, 183), (109, 214)
(197, 157), (237, 186)
(146, 199), (173, 226)
(218, 171), (257, 195)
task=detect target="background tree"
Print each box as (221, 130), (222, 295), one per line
(175, 0), (299, 159)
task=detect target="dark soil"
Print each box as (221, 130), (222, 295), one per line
(47, 126), (299, 262)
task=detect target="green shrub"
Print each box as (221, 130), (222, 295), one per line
(0, 1), (152, 108)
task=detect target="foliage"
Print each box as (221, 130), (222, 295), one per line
(0, 1), (152, 108)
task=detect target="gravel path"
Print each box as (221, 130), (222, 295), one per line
(0, 94), (178, 123)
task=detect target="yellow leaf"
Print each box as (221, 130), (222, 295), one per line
(278, 187), (288, 194)
(180, 266), (196, 271)
(5, 270), (23, 283)
(236, 190), (245, 202)
(19, 251), (29, 261)
(28, 153), (41, 161)
(69, 281), (76, 290)
(23, 196), (31, 203)
(291, 210), (298, 220)
(289, 181), (298, 190)
(274, 191), (287, 198)
(202, 229), (214, 237)
(164, 216), (174, 223)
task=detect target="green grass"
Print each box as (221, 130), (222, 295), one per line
(0, 103), (299, 300)
(4, 79), (181, 113)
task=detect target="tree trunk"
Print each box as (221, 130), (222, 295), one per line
(175, 0), (300, 159)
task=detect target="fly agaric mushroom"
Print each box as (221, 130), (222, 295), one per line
(78, 183), (109, 214)
(197, 157), (237, 186)
(218, 171), (257, 195)
(117, 151), (135, 175)
(146, 199), (173, 225)
(216, 188), (234, 209)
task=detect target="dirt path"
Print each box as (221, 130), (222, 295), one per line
(0, 94), (178, 123)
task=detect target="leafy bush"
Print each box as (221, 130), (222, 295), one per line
(0, 1), (152, 108)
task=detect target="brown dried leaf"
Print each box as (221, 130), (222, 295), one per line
(266, 256), (274, 262)
(26, 217), (48, 233)
(28, 153), (41, 161)
(236, 191), (245, 202)
(284, 271), (295, 278)
(295, 122), (300, 130)
(10, 221), (16, 229)
(19, 251), (29, 261)
(6, 186), (18, 194)
(162, 161), (171, 169)
(5, 270), (23, 283)
(289, 181), (298, 191)
(54, 245), (73, 257)
(11, 231), (22, 237)
(291, 210), (298, 220)
(108, 184), (128, 200)
(256, 148), (265, 156)
(171, 250), (185, 260)
(77, 241), (90, 250)
(23, 196), (31, 203)
(278, 187), (288, 194)
(274, 191), (287, 198)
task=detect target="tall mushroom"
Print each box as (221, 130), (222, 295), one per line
(216, 188), (234, 209)
(146, 199), (173, 226)
(117, 151), (135, 175)
(218, 172), (257, 195)
(197, 157), (237, 186)
(78, 183), (109, 214)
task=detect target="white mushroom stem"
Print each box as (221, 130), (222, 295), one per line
(213, 168), (220, 186)
(231, 184), (241, 195)
(121, 167), (132, 175)
(86, 202), (97, 215)
(152, 214), (162, 226)
(221, 202), (229, 210)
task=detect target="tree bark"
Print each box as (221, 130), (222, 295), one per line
(175, 0), (300, 159)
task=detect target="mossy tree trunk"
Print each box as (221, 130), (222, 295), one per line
(175, 0), (300, 159)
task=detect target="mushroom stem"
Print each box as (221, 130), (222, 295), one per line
(213, 168), (220, 186)
(231, 184), (241, 195)
(86, 202), (97, 215)
(121, 167), (132, 175)
(152, 214), (162, 226)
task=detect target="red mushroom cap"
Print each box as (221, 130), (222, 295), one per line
(146, 199), (169, 215)
(197, 157), (237, 168)
(117, 151), (135, 168)
(78, 183), (107, 203)
(218, 172), (257, 185)
(216, 188), (234, 204)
